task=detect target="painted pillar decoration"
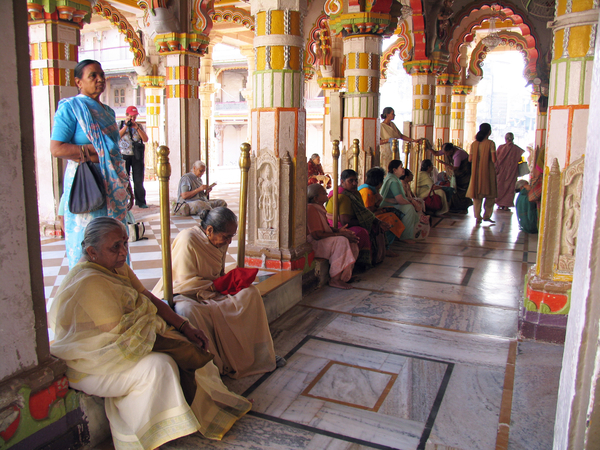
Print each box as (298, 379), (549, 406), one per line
(138, 74), (166, 177)
(434, 74), (453, 145)
(325, 0), (398, 176)
(450, 85), (470, 146)
(308, 13), (344, 174)
(245, 0), (313, 270)
(144, 0), (213, 196)
(464, 89), (481, 146)
(522, 0), (597, 342)
(199, 41), (220, 168)
(27, 0), (91, 230)
(240, 45), (256, 143)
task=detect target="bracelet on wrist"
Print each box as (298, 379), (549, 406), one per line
(177, 320), (189, 332)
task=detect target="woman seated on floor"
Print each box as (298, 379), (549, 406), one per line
(153, 207), (284, 379)
(380, 160), (422, 242)
(358, 167), (405, 254)
(307, 183), (360, 289)
(515, 179), (538, 234)
(416, 159), (450, 216)
(326, 169), (392, 266)
(48, 217), (250, 450)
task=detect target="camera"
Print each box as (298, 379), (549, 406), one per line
(126, 120), (133, 127)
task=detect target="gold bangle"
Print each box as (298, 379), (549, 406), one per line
(79, 145), (85, 162)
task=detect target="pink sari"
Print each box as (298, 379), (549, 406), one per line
(307, 203), (359, 281)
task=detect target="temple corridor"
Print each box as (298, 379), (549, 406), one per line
(40, 182), (563, 450)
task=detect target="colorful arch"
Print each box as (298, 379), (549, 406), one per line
(381, 20), (412, 79)
(211, 8), (255, 31)
(305, 13), (331, 68)
(448, 3), (538, 75)
(468, 30), (538, 81)
(92, 0), (146, 67)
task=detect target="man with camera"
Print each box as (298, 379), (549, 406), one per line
(119, 106), (149, 208)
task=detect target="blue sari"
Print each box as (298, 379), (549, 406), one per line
(55, 95), (130, 267)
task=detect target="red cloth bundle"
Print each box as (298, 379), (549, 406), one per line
(212, 267), (259, 295)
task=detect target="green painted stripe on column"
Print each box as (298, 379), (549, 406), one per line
(552, 61), (559, 106)
(579, 58), (588, 105)
(563, 60), (570, 106)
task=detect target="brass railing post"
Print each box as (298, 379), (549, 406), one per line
(403, 141), (410, 169)
(238, 142), (251, 268)
(332, 140), (340, 228)
(157, 145), (173, 308)
(204, 118), (210, 199)
(351, 138), (360, 173)
(392, 139), (399, 161)
(413, 141), (422, 194)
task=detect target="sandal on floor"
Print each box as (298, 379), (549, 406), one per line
(275, 355), (287, 368)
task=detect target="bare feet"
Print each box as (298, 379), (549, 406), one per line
(329, 278), (353, 289)
(475, 218), (482, 224)
(483, 217), (496, 223)
(386, 249), (399, 257)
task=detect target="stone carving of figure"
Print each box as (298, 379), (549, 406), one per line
(258, 164), (277, 228)
(563, 176), (582, 255)
(426, 0), (455, 56)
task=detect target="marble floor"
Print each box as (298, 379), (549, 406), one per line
(41, 183), (564, 450)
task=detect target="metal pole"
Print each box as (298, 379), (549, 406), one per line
(392, 139), (399, 161)
(331, 140), (340, 228)
(157, 145), (173, 308)
(238, 142), (251, 268)
(204, 118), (210, 199)
(351, 138), (360, 173)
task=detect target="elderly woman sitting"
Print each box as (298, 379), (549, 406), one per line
(307, 153), (332, 189)
(307, 183), (359, 289)
(48, 217), (250, 450)
(153, 207), (284, 378)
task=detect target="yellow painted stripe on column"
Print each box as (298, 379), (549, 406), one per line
(556, 0), (567, 16)
(422, 84), (430, 95)
(358, 75), (369, 92)
(422, 99), (430, 110)
(290, 46), (300, 70)
(572, 0), (594, 13)
(291, 11), (301, 35)
(257, 47), (266, 71)
(271, 46), (284, 69)
(256, 12), (266, 35)
(348, 76), (356, 92)
(414, 99), (421, 109)
(358, 53), (369, 69)
(347, 53), (356, 69)
(415, 84), (421, 95)
(271, 10), (285, 34)
(568, 25), (592, 57)
(554, 29), (565, 60)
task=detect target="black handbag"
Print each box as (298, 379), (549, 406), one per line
(69, 161), (106, 214)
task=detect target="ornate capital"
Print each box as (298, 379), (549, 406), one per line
(328, 13), (397, 38)
(403, 58), (449, 76)
(319, 77), (345, 90)
(138, 75), (166, 88)
(452, 85), (473, 96)
(154, 32), (210, 55)
(27, 0), (91, 24)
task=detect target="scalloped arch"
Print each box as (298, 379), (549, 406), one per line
(92, 0), (146, 67)
(469, 30), (538, 81)
(305, 13), (330, 69)
(448, 3), (538, 75)
(381, 21), (412, 79)
(211, 8), (255, 31)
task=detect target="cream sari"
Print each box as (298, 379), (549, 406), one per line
(49, 262), (251, 450)
(153, 226), (276, 378)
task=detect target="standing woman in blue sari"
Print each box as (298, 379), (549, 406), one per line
(51, 60), (132, 268)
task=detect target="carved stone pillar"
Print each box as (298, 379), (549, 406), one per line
(465, 89), (481, 146)
(163, 53), (201, 195)
(522, 0), (597, 342)
(450, 85), (471, 147)
(434, 76), (452, 145)
(199, 43), (219, 169)
(28, 2), (88, 227)
(137, 75), (165, 177)
(245, 0), (312, 270)
(341, 34), (382, 176)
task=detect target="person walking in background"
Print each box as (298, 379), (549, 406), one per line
(495, 132), (524, 211)
(119, 106), (149, 208)
(467, 123), (497, 224)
